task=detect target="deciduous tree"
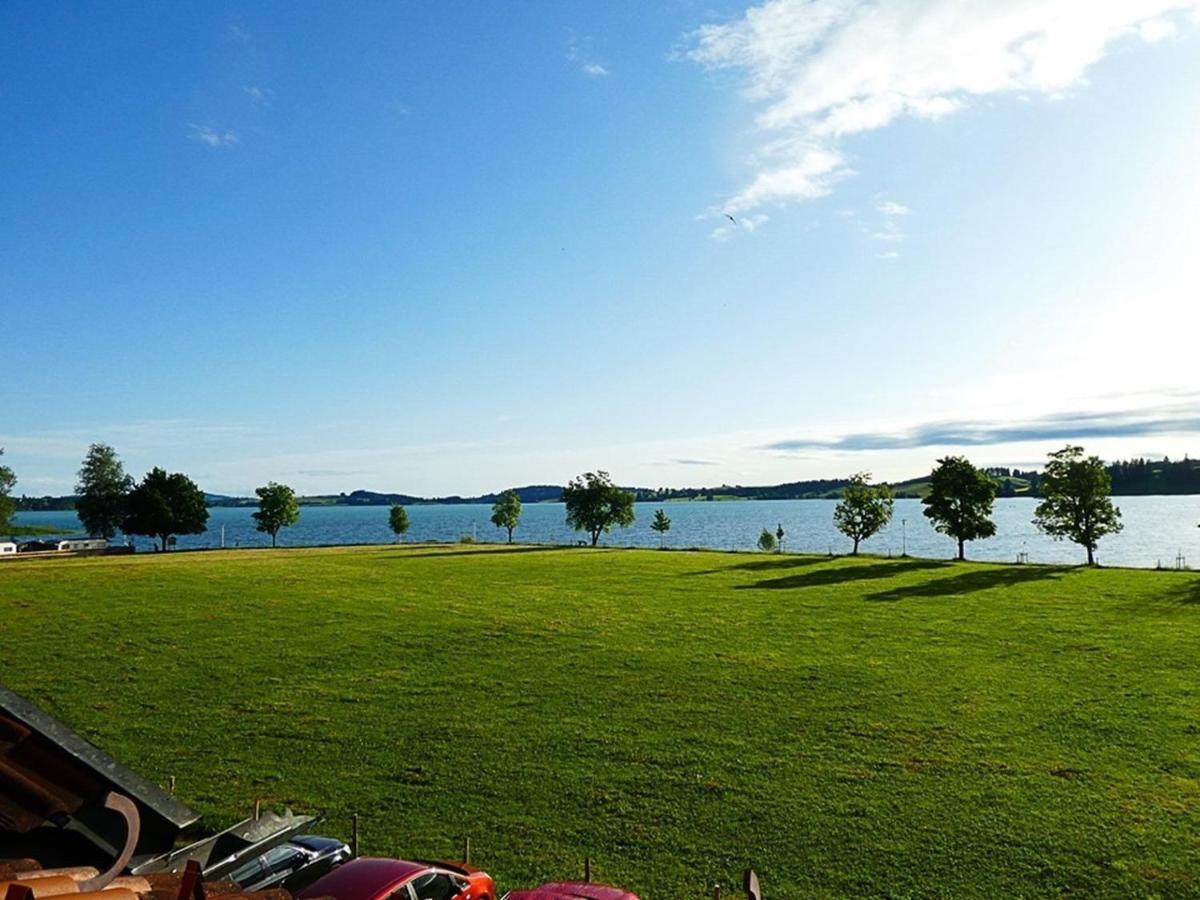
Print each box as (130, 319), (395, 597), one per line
(389, 504), (410, 541)
(1033, 445), (1122, 566)
(490, 490), (522, 543)
(0, 449), (15, 533)
(563, 471), (634, 546)
(253, 482), (300, 547)
(122, 468), (209, 551)
(75, 443), (133, 539)
(922, 456), (997, 560)
(834, 473), (894, 555)
(651, 508), (671, 547)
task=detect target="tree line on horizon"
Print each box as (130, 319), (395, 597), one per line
(10, 453), (1200, 513)
(0, 444), (1132, 564)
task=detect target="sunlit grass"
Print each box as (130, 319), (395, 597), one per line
(2, 545), (1198, 897)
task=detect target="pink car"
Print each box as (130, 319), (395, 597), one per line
(501, 883), (638, 900)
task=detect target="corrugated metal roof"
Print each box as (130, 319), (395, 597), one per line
(0, 686), (199, 863)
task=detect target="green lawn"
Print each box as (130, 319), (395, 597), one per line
(2, 546), (1198, 897)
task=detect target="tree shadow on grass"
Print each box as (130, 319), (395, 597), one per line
(683, 554), (836, 577)
(734, 558), (949, 590)
(864, 564), (1072, 602)
(1169, 576), (1200, 605)
(381, 545), (574, 559)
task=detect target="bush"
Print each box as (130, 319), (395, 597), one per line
(459, 534), (477, 544)
(757, 529), (777, 552)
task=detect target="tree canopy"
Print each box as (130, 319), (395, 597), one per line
(389, 504), (410, 540)
(563, 470), (635, 546)
(1033, 445), (1123, 565)
(122, 468), (209, 551)
(922, 456), (997, 560)
(490, 489), (522, 543)
(253, 482), (300, 547)
(0, 449), (16, 533)
(75, 443), (133, 539)
(833, 473), (894, 555)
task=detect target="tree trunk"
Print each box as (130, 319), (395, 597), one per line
(591, 529), (600, 546)
(272, 531), (278, 548)
(958, 538), (965, 561)
(852, 537), (860, 555)
(1086, 544), (1095, 566)
(160, 534), (168, 552)
(507, 527), (513, 544)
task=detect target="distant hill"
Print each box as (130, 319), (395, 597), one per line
(15, 457), (1200, 512)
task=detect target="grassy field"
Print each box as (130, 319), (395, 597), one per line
(2, 546), (1198, 898)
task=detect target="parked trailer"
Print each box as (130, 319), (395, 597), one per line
(57, 539), (109, 552)
(0, 542), (16, 556)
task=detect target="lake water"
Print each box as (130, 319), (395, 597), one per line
(11, 495), (1200, 569)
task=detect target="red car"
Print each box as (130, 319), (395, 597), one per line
(500, 883), (638, 900)
(298, 857), (495, 900)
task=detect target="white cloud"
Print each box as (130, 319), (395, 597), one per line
(877, 200), (910, 217)
(189, 124), (239, 147)
(688, 0), (1200, 214)
(582, 62), (610, 77)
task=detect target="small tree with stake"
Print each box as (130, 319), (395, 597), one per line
(757, 528), (777, 552)
(922, 456), (997, 560)
(490, 489), (522, 543)
(1033, 445), (1122, 566)
(651, 508), (671, 548)
(389, 504), (410, 542)
(253, 482), (300, 548)
(833, 473), (894, 555)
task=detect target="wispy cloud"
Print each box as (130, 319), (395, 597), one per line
(760, 398), (1200, 452)
(243, 85), (273, 106)
(710, 212), (769, 241)
(687, 0), (1200, 214)
(189, 124), (239, 147)
(871, 197), (910, 247)
(673, 458), (721, 466)
(226, 23), (251, 44)
(567, 32), (610, 77)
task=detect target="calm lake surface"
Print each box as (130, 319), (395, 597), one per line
(12, 496), (1200, 569)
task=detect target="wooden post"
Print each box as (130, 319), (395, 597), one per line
(168, 776), (176, 795)
(351, 814), (359, 858)
(583, 857), (591, 883)
(713, 886), (721, 900)
(462, 837), (470, 865)
(253, 799), (261, 820)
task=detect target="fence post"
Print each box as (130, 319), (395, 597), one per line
(463, 837), (470, 865)
(351, 814), (359, 858)
(584, 857), (591, 883)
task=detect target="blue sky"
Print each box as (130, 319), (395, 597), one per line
(3, 1), (1200, 496)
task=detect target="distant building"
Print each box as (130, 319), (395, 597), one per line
(0, 542), (16, 556)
